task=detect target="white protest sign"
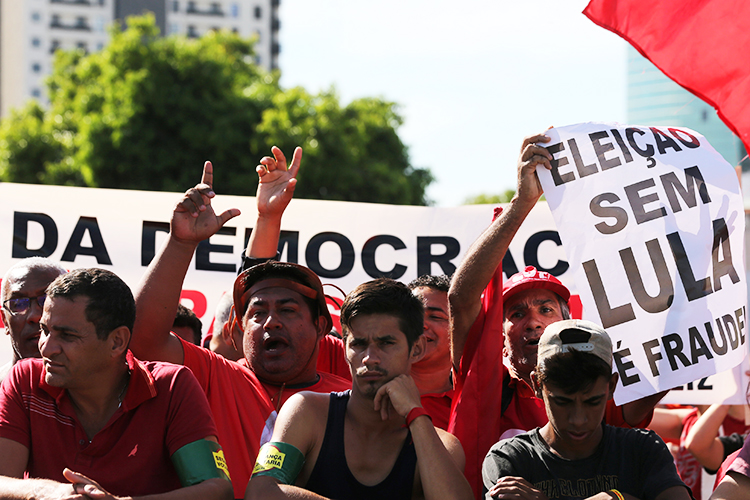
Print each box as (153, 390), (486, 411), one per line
(538, 122), (748, 405)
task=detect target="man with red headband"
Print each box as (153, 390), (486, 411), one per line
(448, 133), (666, 497)
(130, 147), (349, 499)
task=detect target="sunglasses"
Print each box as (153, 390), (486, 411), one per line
(2, 295), (46, 315)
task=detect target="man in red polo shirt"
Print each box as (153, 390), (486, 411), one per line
(0, 268), (230, 499)
(130, 147), (349, 498)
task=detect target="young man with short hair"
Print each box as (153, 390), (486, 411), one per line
(246, 278), (472, 500)
(482, 319), (690, 500)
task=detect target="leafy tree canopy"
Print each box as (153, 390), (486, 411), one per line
(0, 14), (432, 205)
(463, 190), (516, 205)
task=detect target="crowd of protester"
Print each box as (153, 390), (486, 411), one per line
(0, 136), (748, 500)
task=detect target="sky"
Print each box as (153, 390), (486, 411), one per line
(276, 0), (629, 207)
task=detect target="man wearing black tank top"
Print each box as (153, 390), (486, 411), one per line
(246, 279), (473, 500)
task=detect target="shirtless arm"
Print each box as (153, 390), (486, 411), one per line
(448, 134), (552, 370)
(130, 162), (240, 364)
(244, 393), (329, 500)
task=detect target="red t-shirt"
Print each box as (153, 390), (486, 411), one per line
(316, 334), (351, 381)
(674, 408), (703, 499)
(421, 389), (454, 431)
(180, 338), (275, 499)
(0, 352), (217, 496)
(259, 371), (351, 412)
(235, 356), (350, 412)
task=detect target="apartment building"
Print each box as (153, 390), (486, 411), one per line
(0, 0), (279, 117)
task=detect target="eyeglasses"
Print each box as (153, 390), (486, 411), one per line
(2, 295), (46, 315)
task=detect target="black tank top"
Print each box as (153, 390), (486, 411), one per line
(304, 391), (417, 500)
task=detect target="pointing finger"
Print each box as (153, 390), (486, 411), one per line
(201, 161), (213, 189)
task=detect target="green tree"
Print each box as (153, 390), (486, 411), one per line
(0, 14), (432, 205)
(463, 189), (516, 204)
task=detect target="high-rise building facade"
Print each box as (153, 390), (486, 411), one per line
(627, 46), (746, 167)
(0, 0), (279, 117)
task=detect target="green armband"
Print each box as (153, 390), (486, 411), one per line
(171, 439), (231, 486)
(251, 442), (305, 485)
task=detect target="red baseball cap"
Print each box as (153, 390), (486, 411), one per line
(502, 266), (570, 304)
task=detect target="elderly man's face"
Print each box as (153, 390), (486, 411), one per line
(2, 267), (64, 362)
(502, 288), (565, 383)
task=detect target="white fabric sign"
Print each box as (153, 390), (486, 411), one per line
(538, 122), (748, 404)
(0, 182), (569, 356)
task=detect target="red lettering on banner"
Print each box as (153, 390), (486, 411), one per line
(180, 290), (207, 318)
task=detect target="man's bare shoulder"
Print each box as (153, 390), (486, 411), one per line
(273, 391), (333, 442)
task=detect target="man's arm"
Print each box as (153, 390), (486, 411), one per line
(63, 469), (232, 500)
(131, 161), (240, 364)
(621, 391), (668, 428)
(374, 375), (473, 500)
(584, 486), (690, 500)
(0, 438), (80, 500)
(448, 134), (552, 369)
(710, 471), (750, 500)
(244, 147), (301, 260)
(245, 393), (329, 500)
(684, 404), (730, 470)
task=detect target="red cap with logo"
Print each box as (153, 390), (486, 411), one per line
(502, 266), (570, 304)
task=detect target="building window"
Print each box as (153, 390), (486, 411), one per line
(97, 42), (104, 51)
(76, 41), (88, 52)
(50, 40), (61, 53)
(231, 3), (239, 17)
(187, 25), (198, 38)
(31, 88), (42, 98)
(51, 14), (61, 27)
(31, 12), (41, 22)
(254, 6), (262, 19)
(75, 17), (88, 29)
(32, 63), (42, 73)
(32, 38), (41, 48)
(232, 27), (238, 33)
(169, 23), (180, 34)
(173, 0), (179, 12)
(187, 1), (196, 13)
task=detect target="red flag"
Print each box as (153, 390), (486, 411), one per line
(584, 0), (750, 156)
(448, 208), (506, 498)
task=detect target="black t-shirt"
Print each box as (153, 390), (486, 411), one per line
(482, 424), (689, 500)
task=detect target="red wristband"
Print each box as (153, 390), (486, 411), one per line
(405, 407), (432, 427)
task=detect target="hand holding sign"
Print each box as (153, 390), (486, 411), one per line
(537, 123), (747, 404)
(516, 134), (553, 207)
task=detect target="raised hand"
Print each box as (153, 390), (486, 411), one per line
(516, 133), (552, 206)
(255, 146), (302, 220)
(171, 161), (241, 245)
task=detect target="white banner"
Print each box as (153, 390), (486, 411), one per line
(538, 122), (748, 405)
(0, 182), (571, 357)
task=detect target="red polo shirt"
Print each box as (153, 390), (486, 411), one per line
(180, 338), (275, 499)
(0, 352), (217, 496)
